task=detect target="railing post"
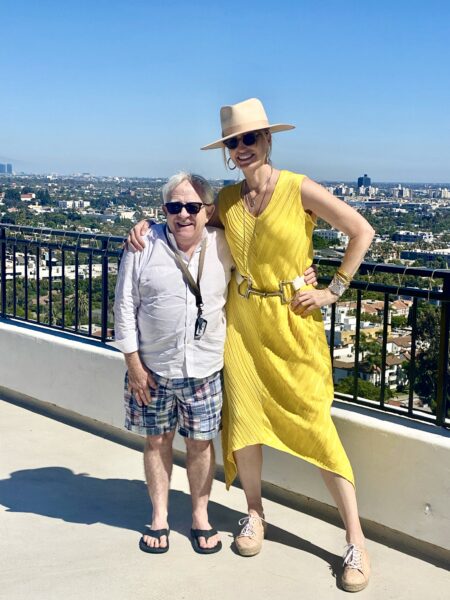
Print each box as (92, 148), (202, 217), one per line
(0, 226), (6, 317)
(101, 238), (109, 343)
(353, 290), (362, 401)
(436, 275), (450, 425)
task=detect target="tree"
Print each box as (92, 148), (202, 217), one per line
(335, 376), (391, 401)
(358, 333), (382, 366)
(5, 189), (20, 201)
(411, 303), (450, 412)
(36, 189), (51, 205)
(391, 315), (407, 329)
(67, 292), (89, 325)
(4, 189), (20, 208)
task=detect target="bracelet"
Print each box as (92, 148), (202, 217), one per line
(328, 274), (350, 298)
(336, 267), (352, 283)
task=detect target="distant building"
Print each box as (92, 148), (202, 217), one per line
(400, 248), (450, 266)
(0, 163), (12, 174)
(392, 230), (434, 243)
(393, 185), (410, 199)
(357, 173), (371, 187)
(314, 229), (349, 244)
(118, 209), (136, 220)
(332, 184), (354, 197)
(58, 200), (90, 209)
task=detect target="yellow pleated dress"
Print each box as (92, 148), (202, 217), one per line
(219, 170), (354, 489)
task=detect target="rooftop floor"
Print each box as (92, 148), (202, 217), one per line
(1, 397), (449, 600)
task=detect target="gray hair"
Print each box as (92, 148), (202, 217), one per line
(162, 172), (214, 205)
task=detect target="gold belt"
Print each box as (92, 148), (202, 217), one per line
(235, 272), (305, 304)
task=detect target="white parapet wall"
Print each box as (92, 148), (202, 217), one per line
(1, 320), (449, 553)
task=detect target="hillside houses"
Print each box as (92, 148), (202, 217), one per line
(322, 299), (413, 391)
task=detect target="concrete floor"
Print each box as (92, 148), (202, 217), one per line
(1, 398), (449, 600)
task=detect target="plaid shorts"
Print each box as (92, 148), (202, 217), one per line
(124, 369), (223, 440)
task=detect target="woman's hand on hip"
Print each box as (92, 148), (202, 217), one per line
(290, 288), (338, 317)
(303, 264), (318, 287)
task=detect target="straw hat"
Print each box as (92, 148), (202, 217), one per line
(201, 98), (295, 150)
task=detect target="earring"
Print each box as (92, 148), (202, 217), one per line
(227, 157), (237, 170)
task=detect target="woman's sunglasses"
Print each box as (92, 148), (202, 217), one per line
(223, 131), (261, 150)
(165, 201), (205, 215)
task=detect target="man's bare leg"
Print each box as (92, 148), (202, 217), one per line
(142, 431), (175, 549)
(185, 438), (220, 549)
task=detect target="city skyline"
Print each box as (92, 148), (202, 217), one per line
(2, 167), (449, 187)
(1, 1), (449, 182)
(2, 171), (450, 187)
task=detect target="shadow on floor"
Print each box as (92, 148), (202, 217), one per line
(2, 394), (449, 571)
(0, 466), (341, 578)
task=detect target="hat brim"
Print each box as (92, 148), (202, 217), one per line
(201, 123), (295, 150)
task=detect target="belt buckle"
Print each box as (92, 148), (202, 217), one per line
(279, 280), (294, 304)
(237, 275), (252, 299)
(238, 276), (292, 303)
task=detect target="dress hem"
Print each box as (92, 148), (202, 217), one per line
(224, 440), (355, 491)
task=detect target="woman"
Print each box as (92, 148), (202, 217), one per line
(129, 98), (374, 592)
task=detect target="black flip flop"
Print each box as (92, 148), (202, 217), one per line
(139, 526), (170, 554)
(190, 528), (222, 554)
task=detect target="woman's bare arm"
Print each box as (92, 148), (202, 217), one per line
(302, 177), (375, 276)
(291, 177), (375, 316)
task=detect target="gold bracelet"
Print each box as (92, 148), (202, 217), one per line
(336, 267), (352, 284)
(335, 274), (351, 288)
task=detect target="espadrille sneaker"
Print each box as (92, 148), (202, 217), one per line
(235, 514), (267, 557)
(341, 544), (371, 592)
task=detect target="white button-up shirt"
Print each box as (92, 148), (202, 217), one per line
(112, 224), (234, 379)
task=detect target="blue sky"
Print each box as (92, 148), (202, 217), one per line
(1, 0), (449, 182)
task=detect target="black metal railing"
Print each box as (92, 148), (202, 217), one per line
(315, 257), (449, 428)
(1, 224), (449, 427)
(0, 224), (124, 343)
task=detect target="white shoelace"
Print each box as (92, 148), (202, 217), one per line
(343, 544), (363, 570)
(237, 515), (264, 538)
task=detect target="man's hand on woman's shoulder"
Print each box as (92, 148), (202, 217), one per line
(126, 219), (151, 252)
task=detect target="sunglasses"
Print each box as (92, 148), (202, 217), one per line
(223, 131), (262, 150)
(165, 201), (205, 215)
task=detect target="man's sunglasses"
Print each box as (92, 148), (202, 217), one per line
(165, 201), (205, 215)
(223, 131), (262, 150)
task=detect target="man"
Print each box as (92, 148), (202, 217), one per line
(113, 172), (233, 554)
